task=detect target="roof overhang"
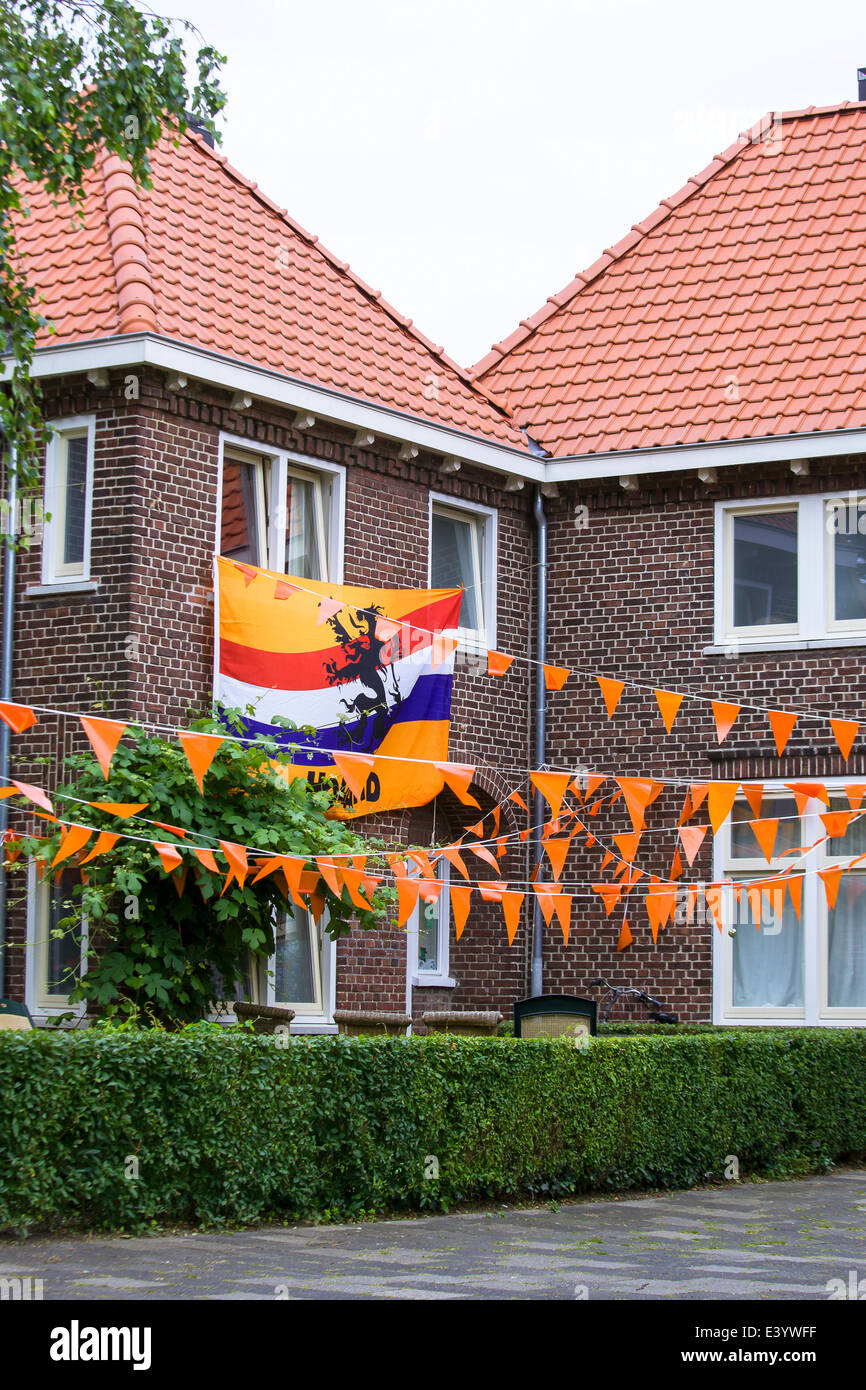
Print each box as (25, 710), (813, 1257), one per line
(6, 333), (545, 483)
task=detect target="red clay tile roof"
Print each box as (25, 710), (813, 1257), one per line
(472, 103), (866, 456)
(14, 133), (523, 449)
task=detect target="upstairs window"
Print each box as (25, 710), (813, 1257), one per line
(42, 418), (94, 584)
(429, 495), (497, 646)
(219, 441), (341, 581)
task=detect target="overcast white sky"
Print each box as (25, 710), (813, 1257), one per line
(153, 0), (866, 368)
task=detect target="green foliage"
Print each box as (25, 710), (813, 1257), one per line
(1, 1028), (864, 1234)
(12, 716), (390, 1025)
(0, 1), (225, 486)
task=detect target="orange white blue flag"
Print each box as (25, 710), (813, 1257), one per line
(215, 556), (463, 818)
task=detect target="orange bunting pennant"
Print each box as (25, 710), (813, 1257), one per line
(616, 919), (633, 951)
(613, 831), (642, 863)
(449, 883), (472, 940)
(677, 790), (694, 826)
(592, 882), (624, 916)
(543, 664), (570, 691)
(341, 867), (376, 913)
(10, 779), (53, 813)
(317, 596), (343, 625)
(469, 843), (501, 874)
(845, 784), (866, 812)
(553, 892), (571, 944)
(543, 837), (572, 881)
(172, 866), (189, 898)
(89, 801), (148, 819)
(530, 771), (571, 821)
(0, 701), (37, 733)
(397, 876), (420, 928)
(830, 718), (859, 761)
(819, 866), (844, 910)
(251, 856), (284, 884)
(273, 579), (298, 600)
(820, 810), (855, 839)
(235, 563), (257, 587)
(487, 650), (513, 677)
(787, 875), (803, 921)
(532, 884), (559, 925)
(707, 781), (739, 835)
(333, 751), (375, 799)
(178, 732), (223, 794)
(219, 840), (249, 888)
(51, 825), (92, 867)
(79, 831), (120, 864)
(439, 846), (470, 881)
(742, 783), (763, 820)
(417, 877), (444, 904)
(711, 700), (741, 743)
(80, 716), (127, 780)
(678, 824), (707, 868)
(616, 777), (656, 833)
(750, 818), (778, 863)
(654, 688), (684, 733)
(704, 883), (726, 933)
(690, 783), (709, 814)
(599, 850), (614, 873)
(154, 841), (183, 874)
(508, 789), (529, 813)
(786, 781), (829, 808)
(768, 709), (798, 756)
(193, 847), (219, 873)
(596, 676), (624, 718)
(315, 855), (343, 898)
(501, 890), (525, 945)
(435, 761), (480, 808)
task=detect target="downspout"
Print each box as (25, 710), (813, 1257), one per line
(531, 485), (547, 996)
(0, 442), (17, 997)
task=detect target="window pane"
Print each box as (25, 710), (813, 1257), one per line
(63, 435), (87, 567)
(417, 896), (440, 972)
(730, 796), (801, 860)
(285, 473), (326, 579)
(221, 459), (263, 564)
(833, 523), (866, 622)
(274, 908), (318, 1005)
(46, 871), (81, 998)
(826, 807), (866, 858)
(827, 877), (866, 1008)
(431, 512), (480, 629)
(732, 511), (797, 628)
(732, 878), (803, 1007)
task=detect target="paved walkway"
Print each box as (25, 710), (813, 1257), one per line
(2, 1171), (865, 1300)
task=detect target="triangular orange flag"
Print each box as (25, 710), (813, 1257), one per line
(193, 847), (219, 873)
(274, 579), (299, 600)
(707, 781), (739, 835)
(220, 840), (249, 888)
(742, 783), (763, 820)
(678, 824), (707, 868)
(172, 867), (189, 898)
(533, 883), (559, 925)
(596, 675), (624, 718)
(333, 751), (375, 799)
(449, 883), (472, 940)
(592, 882), (624, 916)
(10, 779), (54, 813)
(315, 855), (343, 898)
(690, 783), (709, 814)
(317, 596), (343, 625)
(543, 837), (572, 881)
(89, 801), (148, 819)
(80, 831), (120, 864)
(845, 784), (866, 811)
(677, 790), (694, 826)
(51, 825), (92, 867)
(530, 771), (571, 820)
(704, 883), (726, 933)
(501, 890), (525, 945)
(654, 689), (684, 733)
(236, 563), (257, 587)
(768, 709), (798, 756)
(80, 717), (127, 780)
(669, 847), (683, 880)
(616, 778), (656, 833)
(750, 819), (778, 863)
(712, 701), (741, 743)
(543, 664), (570, 691)
(154, 841), (183, 874)
(786, 874), (803, 921)
(821, 810), (855, 839)
(819, 866), (844, 910)
(178, 732), (223, 795)
(281, 859), (313, 909)
(439, 846), (470, 880)
(469, 844), (501, 874)
(553, 892), (571, 944)
(830, 719), (859, 762)
(617, 919), (633, 951)
(614, 831), (642, 863)
(488, 650), (513, 677)
(435, 762), (480, 808)
(395, 876), (420, 928)
(0, 702), (37, 733)
(508, 789), (529, 813)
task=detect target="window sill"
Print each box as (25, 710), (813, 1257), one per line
(25, 579), (100, 598)
(412, 974), (456, 989)
(704, 634), (866, 655)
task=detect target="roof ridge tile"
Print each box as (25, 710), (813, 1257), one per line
(99, 149), (157, 333)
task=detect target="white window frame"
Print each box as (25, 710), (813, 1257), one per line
(406, 859), (455, 989)
(714, 492), (866, 651)
(264, 903), (336, 1031)
(25, 862), (88, 1024)
(217, 433), (345, 582)
(428, 492), (497, 651)
(712, 780), (866, 1026)
(41, 416), (95, 586)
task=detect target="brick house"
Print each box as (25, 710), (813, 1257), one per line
(5, 100), (866, 1029)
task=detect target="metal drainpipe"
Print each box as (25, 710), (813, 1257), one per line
(0, 442), (17, 997)
(530, 485), (547, 997)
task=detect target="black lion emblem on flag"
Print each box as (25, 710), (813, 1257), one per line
(324, 605), (403, 750)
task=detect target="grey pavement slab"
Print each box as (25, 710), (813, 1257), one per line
(1, 1170), (864, 1300)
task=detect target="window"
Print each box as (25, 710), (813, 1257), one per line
(407, 859), (453, 987)
(42, 418), (94, 584)
(714, 785), (866, 1023)
(271, 905), (324, 1016)
(429, 494), (497, 647)
(26, 867), (87, 1019)
(715, 494), (866, 648)
(219, 438), (343, 581)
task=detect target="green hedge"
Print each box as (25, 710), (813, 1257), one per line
(1, 1028), (865, 1234)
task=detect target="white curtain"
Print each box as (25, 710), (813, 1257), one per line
(732, 882), (803, 1007)
(827, 877), (866, 1008)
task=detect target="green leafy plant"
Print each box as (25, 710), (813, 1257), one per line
(1, 1), (225, 489)
(12, 713), (391, 1025)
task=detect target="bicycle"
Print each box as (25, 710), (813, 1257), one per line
(589, 977), (679, 1025)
